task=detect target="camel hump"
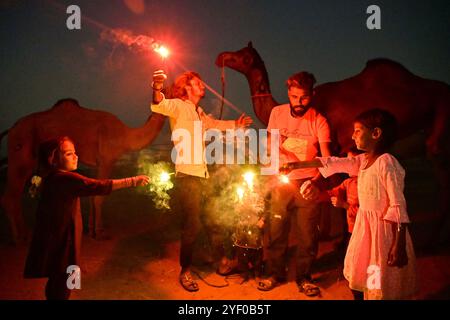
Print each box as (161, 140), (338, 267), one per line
(364, 58), (412, 75)
(52, 98), (80, 109)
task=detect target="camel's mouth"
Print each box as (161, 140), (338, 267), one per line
(215, 52), (235, 67)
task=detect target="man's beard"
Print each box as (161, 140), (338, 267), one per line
(290, 104), (309, 117)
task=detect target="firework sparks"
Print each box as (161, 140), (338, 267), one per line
(100, 28), (170, 60)
(279, 174), (290, 184)
(159, 171), (172, 183)
(231, 169), (266, 249)
(137, 158), (174, 210)
(154, 45), (170, 59)
(236, 186), (245, 202)
(243, 171), (255, 191)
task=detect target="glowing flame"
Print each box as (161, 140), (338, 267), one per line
(279, 174), (290, 184)
(137, 159), (174, 210)
(236, 187), (245, 202)
(159, 171), (171, 183)
(154, 46), (170, 59)
(243, 171), (255, 190)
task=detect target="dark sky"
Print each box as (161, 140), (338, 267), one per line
(1, 0), (449, 150)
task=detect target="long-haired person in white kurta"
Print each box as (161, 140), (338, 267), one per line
(301, 109), (417, 300)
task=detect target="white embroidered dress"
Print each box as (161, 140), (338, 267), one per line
(318, 153), (417, 299)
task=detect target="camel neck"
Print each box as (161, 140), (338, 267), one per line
(247, 66), (271, 96)
(126, 114), (166, 151)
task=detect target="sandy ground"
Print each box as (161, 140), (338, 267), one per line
(1, 154), (449, 300)
(1, 211), (449, 300)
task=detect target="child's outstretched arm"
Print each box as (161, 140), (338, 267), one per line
(63, 173), (150, 197)
(112, 175), (150, 191)
(279, 159), (323, 172)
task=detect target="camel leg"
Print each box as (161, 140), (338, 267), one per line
(89, 163), (113, 240)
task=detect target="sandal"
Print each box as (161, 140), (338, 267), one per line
(297, 279), (321, 297)
(179, 271), (199, 292)
(257, 277), (279, 291)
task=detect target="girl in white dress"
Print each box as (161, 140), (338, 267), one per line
(301, 109), (417, 300)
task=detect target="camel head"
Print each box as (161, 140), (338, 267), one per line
(215, 42), (265, 76)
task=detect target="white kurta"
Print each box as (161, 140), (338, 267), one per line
(318, 153), (417, 299)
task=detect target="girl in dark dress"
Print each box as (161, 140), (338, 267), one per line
(24, 136), (150, 300)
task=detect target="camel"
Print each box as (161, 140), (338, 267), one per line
(0, 98), (165, 242)
(216, 42), (449, 155)
(216, 42), (450, 243)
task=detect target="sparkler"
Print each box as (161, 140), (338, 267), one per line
(279, 174), (290, 184)
(232, 169), (265, 249)
(153, 45), (170, 59)
(159, 171), (172, 183)
(243, 171), (255, 191)
(236, 186), (245, 202)
(137, 158), (175, 210)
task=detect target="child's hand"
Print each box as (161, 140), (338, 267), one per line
(134, 175), (151, 187)
(387, 242), (408, 268)
(331, 196), (348, 209)
(300, 180), (319, 201)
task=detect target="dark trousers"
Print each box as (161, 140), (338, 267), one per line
(175, 175), (205, 269)
(267, 178), (320, 282)
(45, 273), (71, 300)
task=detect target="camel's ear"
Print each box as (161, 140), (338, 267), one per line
(248, 41), (253, 48)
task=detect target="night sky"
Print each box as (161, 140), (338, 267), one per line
(1, 0), (449, 155)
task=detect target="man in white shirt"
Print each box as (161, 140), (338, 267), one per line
(151, 70), (252, 292)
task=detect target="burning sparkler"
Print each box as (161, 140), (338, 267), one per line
(100, 28), (170, 62)
(279, 174), (290, 184)
(159, 171), (172, 183)
(243, 171), (255, 191)
(154, 45), (170, 59)
(137, 157), (174, 210)
(236, 186), (245, 202)
(231, 169), (266, 249)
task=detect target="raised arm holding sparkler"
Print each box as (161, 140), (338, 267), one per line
(149, 69), (253, 292)
(152, 69), (252, 128)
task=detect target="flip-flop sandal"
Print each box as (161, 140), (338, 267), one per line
(298, 280), (321, 297)
(179, 273), (199, 292)
(257, 277), (279, 291)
